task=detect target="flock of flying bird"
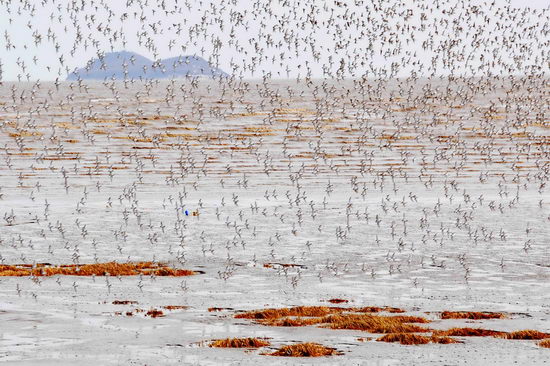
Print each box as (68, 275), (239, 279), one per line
(0, 0), (548, 333)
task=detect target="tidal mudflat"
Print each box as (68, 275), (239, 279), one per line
(0, 78), (549, 365)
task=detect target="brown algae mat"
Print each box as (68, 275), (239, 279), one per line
(0, 262), (196, 277)
(440, 311), (506, 320)
(235, 306), (429, 333)
(263, 343), (341, 357)
(503, 330), (550, 340)
(233, 306), (550, 348)
(432, 328), (507, 337)
(209, 338), (271, 348)
(235, 305), (406, 321)
(112, 300), (138, 305)
(117, 306), (188, 317)
(326, 298), (349, 304)
(377, 333), (462, 345)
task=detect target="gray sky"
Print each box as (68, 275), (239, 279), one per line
(0, 0), (548, 81)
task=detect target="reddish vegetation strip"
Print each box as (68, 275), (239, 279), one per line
(235, 306), (431, 333)
(432, 336), (463, 344)
(377, 333), (431, 345)
(162, 305), (188, 310)
(377, 333), (462, 345)
(233, 306), (550, 349)
(441, 311), (505, 320)
(112, 300), (138, 305)
(117, 308), (165, 317)
(146, 309), (165, 318)
(503, 330), (550, 340)
(435, 328), (549, 340)
(0, 262), (196, 277)
(539, 339), (550, 348)
(352, 306), (405, 313)
(209, 338), (270, 348)
(433, 328), (507, 337)
(235, 305), (406, 321)
(263, 343), (341, 357)
(259, 317), (322, 327)
(387, 315), (431, 324)
(327, 299), (349, 304)
(235, 306), (346, 320)
(320, 314), (430, 333)
(209, 307), (233, 312)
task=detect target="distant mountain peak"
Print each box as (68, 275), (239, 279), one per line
(67, 51), (228, 80)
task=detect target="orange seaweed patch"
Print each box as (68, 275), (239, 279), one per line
(387, 315), (431, 324)
(539, 339), (550, 348)
(209, 338), (270, 348)
(377, 333), (431, 345)
(503, 330), (550, 340)
(235, 306), (346, 320)
(327, 299), (348, 304)
(356, 306), (405, 313)
(8, 131), (43, 138)
(431, 336), (462, 344)
(112, 300), (138, 305)
(0, 262), (196, 277)
(259, 317), (323, 327)
(321, 313), (430, 333)
(13, 152), (34, 156)
(377, 333), (462, 345)
(146, 309), (164, 318)
(162, 305), (189, 310)
(208, 307), (232, 312)
(234, 306), (429, 333)
(433, 328), (507, 337)
(263, 343), (341, 357)
(441, 311), (505, 320)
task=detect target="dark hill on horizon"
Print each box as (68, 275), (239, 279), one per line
(66, 51), (229, 80)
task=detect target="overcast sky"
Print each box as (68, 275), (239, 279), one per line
(0, 0), (548, 81)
